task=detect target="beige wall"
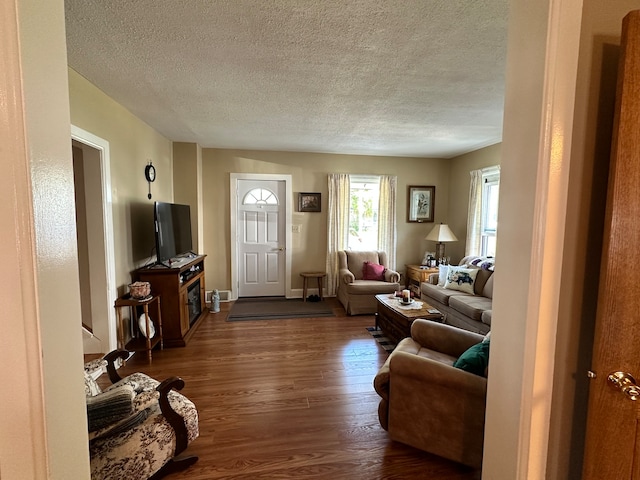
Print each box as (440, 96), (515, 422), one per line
(68, 69), (174, 290)
(11, 0), (90, 477)
(200, 149), (452, 292)
(448, 143), (502, 261)
(173, 142), (204, 253)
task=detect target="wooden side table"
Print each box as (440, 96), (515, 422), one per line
(300, 272), (327, 301)
(114, 294), (163, 362)
(405, 264), (439, 299)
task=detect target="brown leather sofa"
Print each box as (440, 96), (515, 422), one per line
(336, 250), (400, 315)
(373, 319), (487, 469)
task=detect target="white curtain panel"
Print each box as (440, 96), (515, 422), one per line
(325, 174), (350, 296)
(466, 169), (483, 256)
(377, 175), (397, 270)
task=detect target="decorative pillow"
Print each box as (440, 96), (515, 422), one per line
(86, 384), (135, 432)
(437, 264), (449, 287)
(138, 313), (156, 338)
(444, 266), (478, 294)
(453, 341), (490, 376)
(363, 261), (386, 281)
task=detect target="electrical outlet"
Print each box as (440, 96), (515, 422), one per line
(292, 224), (302, 233)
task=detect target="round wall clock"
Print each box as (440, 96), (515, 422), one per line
(145, 163), (156, 199)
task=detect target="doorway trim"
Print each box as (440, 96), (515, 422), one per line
(71, 125), (118, 353)
(230, 173), (292, 300)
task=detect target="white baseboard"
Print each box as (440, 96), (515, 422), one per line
(205, 289), (232, 303)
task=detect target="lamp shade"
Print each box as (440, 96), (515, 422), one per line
(425, 224), (458, 243)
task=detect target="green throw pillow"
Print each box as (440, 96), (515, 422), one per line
(453, 341), (490, 376)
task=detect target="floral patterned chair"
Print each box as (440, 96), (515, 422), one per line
(84, 350), (199, 479)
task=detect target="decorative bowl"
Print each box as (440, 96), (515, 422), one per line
(129, 281), (151, 299)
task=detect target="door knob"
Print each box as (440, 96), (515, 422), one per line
(607, 371), (640, 400)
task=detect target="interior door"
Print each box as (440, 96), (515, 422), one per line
(237, 179), (286, 297)
(583, 10), (640, 479)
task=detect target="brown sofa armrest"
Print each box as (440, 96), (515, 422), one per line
(410, 319), (485, 357)
(384, 268), (400, 283)
(339, 268), (355, 284)
(103, 349), (130, 384)
(390, 350), (487, 397)
(157, 376), (190, 456)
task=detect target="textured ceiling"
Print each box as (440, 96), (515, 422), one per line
(64, 0), (508, 158)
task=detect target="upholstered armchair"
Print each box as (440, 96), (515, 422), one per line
(374, 319), (487, 469)
(336, 250), (401, 315)
(84, 350), (199, 479)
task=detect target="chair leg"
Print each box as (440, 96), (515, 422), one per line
(149, 455), (199, 479)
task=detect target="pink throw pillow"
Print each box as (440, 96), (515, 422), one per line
(363, 261), (386, 280)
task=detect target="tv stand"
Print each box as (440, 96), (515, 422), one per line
(134, 255), (206, 347)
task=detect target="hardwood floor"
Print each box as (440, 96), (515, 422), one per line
(118, 298), (480, 479)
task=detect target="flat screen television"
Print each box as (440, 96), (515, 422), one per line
(154, 201), (193, 266)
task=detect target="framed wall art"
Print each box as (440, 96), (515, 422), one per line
(407, 185), (435, 223)
(298, 192), (321, 212)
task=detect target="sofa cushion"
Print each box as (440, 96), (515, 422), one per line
(453, 341), (490, 376)
(421, 282), (468, 306)
(363, 261), (386, 280)
(343, 280), (399, 295)
(444, 266), (479, 294)
(449, 295), (493, 322)
(472, 268), (493, 295)
(482, 274), (494, 299)
(346, 251), (380, 280)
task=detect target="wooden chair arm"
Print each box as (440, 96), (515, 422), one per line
(103, 349), (130, 384)
(156, 376), (189, 456)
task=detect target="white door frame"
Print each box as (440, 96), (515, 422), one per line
(230, 173), (292, 300)
(71, 125), (118, 353)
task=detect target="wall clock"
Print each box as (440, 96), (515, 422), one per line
(145, 162), (156, 199)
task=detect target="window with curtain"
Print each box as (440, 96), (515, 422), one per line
(466, 166), (500, 257)
(325, 174), (396, 296)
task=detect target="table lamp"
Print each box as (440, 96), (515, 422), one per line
(425, 223), (458, 263)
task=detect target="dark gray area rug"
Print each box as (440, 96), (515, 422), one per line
(227, 297), (334, 321)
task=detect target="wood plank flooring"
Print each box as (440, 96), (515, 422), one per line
(118, 298), (480, 479)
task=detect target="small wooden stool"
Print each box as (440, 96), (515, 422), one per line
(300, 272), (327, 301)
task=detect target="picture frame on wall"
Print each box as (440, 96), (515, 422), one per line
(298, 192), (321, 212)
(407, 185), (435, 222)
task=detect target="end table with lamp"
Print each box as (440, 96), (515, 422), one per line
(425, 223), (458, 263)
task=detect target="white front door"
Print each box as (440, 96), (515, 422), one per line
(237, 179), (287, 297)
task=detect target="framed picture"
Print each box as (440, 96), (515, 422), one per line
(407, 185), (435, 222)
(298, 192), (321, 212)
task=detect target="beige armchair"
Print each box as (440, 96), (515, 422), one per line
(374, 319), (487, 469)
(337, 250), (400, 315)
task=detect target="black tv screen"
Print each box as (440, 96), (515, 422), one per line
(154, 202), (193, 264)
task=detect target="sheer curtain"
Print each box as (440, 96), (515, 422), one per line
(466, 169), (483, 256)
(377, 175), (397, 270)
(325, 174), (350, 296)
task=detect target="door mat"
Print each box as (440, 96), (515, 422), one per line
(366, 327), (396, 352)
(227, 297), (334, 321)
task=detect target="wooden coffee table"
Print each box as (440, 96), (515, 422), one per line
(375, 294), (443, 345)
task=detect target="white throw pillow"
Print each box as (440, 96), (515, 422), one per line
(444, 266), (478, 294)
(138, 313), (156, 338)
(437, 265), (449, 287)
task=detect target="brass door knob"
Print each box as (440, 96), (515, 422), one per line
(607, 371), (640, 400)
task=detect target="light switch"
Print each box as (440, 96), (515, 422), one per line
(292, 224), (302, 233)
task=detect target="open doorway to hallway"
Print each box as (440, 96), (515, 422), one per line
(71, 126), (117, 355)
